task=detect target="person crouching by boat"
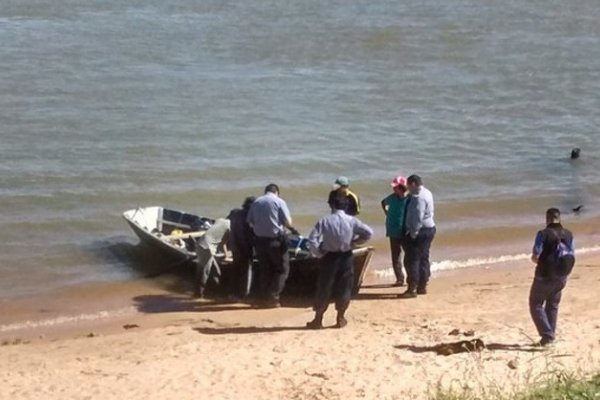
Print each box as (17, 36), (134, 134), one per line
(381, 175), (410, 287)
(327, 176), (361, 216)
(194, 218), (230, 299)
(306, 197), (373, 329)
(226, 196), (256, 300)
(247, 184), (299, 308)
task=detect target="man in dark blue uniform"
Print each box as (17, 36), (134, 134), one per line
(227, 196), (255, 300)
(529, 208), (575, 347)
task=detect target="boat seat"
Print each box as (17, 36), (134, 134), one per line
(164, 231), (206, 240)
(159, 219), (192, 230)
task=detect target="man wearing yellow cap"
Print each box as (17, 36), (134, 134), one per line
(327, 176), (361, 216)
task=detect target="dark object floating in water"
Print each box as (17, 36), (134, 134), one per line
(571, 148), (581, 159)
(572, 205), (584, 213)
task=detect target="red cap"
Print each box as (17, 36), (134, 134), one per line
(390, 175), (407, 188)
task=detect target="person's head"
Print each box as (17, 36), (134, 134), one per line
(242, 196), (256, 211)
(571, 148), (581, 160)
(406, 174), (423, 194)
(390, 175), (407, 196)
(331, 196), (349, 212)
(264, 183), (280, 196)
(546, 208), (561, 225)
(332, 176), (350, 194)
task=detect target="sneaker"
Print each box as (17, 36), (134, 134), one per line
(398, 290), (418, 299)
(417, 287), (427, 295)
(260, 300), (281, 309)
(393, 280), (405, 287)
(335, 317), (348, 329)
(306, 319), (324, 330)
(538, 337), (555, 348)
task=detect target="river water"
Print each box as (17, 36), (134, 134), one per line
(1, 0), (600, 300)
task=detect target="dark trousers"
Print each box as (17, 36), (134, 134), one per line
(254, 236), (290, 301)
(389, 237), (405, 283)
(404, 227), (436, 290)
(230, 251), (253, 298)
(314, 251), (354, 314)
(529, 276), (567, 341)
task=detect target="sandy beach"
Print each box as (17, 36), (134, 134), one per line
(1, 253), (600, 400)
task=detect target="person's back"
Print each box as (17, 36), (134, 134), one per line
(534, 223), (575, 279)
(308, 211), (372, 256)
(199, 218), (230, 254)
(247, 189), (291, 239)
(227, 206), (253, 258)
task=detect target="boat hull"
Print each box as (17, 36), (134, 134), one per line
(123, 206), (375, 296)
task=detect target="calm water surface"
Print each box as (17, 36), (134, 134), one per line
(1, 0), (600, 298)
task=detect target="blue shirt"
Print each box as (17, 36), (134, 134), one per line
(405, 186), (435, 239)
(307, 210), (373, 257)
(246, 192), (292, 238)
(382, 194), (409, 238)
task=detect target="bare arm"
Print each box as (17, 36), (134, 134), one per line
(381, 199), (388, 215)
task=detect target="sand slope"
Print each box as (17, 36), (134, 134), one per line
(2, 257), (600, 400)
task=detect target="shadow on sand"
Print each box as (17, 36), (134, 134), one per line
(132, 294), (313, 314)
(133, 294), (252, 314)
(192, 325), (313, 335)
(354, 292), (400, 300)
(394, 342), (545, 355)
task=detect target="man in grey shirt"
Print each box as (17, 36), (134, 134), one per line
(401, 174), (436, 298)
(306, 197), (373, 329)
(247, 183), (298, 308)
(194, 218), (230, 298)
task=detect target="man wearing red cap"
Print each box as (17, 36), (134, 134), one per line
(381, 176), (410, 286)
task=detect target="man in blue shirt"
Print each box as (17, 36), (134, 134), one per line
(381, 175), (410, 287)
(306, 197), (373, 329)
(401, 174), (436, 298)
(247, 184), (298, 308)
(529, 208), (575, 347)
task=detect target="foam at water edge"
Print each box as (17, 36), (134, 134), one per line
(0, 306), (137, 333)
(372, 245), (600, 278)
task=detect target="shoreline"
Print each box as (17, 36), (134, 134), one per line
(3, 210), (600, 300)
(2, 249), (600, 342)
